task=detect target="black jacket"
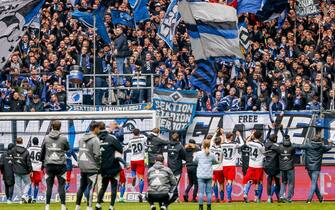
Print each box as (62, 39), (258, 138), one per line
(145, 133), (169, 164)
(167, 141), (186, 176)
(264, 141), (280, 175)
(0, 149), (15, 185)
(271, 140), (296, 171)
(12, 145), (32, 175)
(184, 144), (200, 170)
(114, 33), (130, 58)
(296, 139), (333, 171)
(98, 130), (124, 178)
(240, 144), (251, 171)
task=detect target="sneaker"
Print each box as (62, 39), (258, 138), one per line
(287, 200), (292, 203)
(28, 197), (32, 204)
(160, 206), (167, 210)
(95, 207), (102, 210)
(32, 199), (36, 204)
(95, 204), (102, 210)
(306, 200), (311, 204)
(319, 196), (324, 203)
(150, 205), (156, 210)
(119, 197), (125, 203)
(183, 195), (189, 202)
(267, 197), (273, 203)
(243, 195), (249, 203)
(138, 194), (143, 203)
(22, 197), (28, 204)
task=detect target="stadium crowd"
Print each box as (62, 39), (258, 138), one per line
(0, 120), (334, 210)
(0, 0), (335, 112)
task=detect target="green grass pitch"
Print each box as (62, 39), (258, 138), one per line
(0, 202), (334, 210)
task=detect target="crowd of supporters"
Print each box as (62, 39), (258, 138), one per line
(0, 0), (334, 112)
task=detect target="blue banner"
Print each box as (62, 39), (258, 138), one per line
(157, 0), (181, 49)
(129, 0), (150, 23)
(152, 88), (198, 131)
(111, 9), (135, 28)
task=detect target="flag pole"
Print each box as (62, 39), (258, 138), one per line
(93, 13), (96, 107)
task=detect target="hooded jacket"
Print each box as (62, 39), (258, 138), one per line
(184, 143), (200, 170)
(98, 130), (123, 178)
(12, 145), (32, 175)
(78, 132), (101, 173)
(145, 132), (169, 164)
(0, 144), (15, 185)
(264, 141), (280, 175)
(167, 141), (186, 176)
(41, 130), (70, 166)
(147, 161), (177, 194)
(271, 140), (296, 171)
(296, 139), (333, 171)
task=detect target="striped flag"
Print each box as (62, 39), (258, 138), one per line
(190, 60), (217, 94)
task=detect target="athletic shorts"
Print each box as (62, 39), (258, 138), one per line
(223, 166), (236, 181)
(66, 170), (72, 183)
(130, 160), (145, 176)
(31, 171), (43, 184)
(119, 169), (126, 184)
(243, 167), (264, 184)
(213, 170), (225, 184)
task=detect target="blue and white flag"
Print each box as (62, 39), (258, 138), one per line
(71, 10), (111, 44)
(152, 88), (198, 131)
(237, 0), (262, 15)
(0, 0), (45, 68)
(296, 0), (320, 17)
(111, 9), (135, 28)
(238, 20), (250, 56)
(190, 60), (217, 94)
(129, 0), (150, 23)
(277, 8), (288, 30)
(158, 0), (181, 49)
(178, 0), (243, 60)
(256, 0), (289, 22)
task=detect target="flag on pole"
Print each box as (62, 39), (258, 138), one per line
(296, 0), (320, 17)
(238, 21), (250, 56)
(237, 0), (262, 15)
(190, 59), (217, 94)
(256, 0), (289, 22)
(71, 10), (111, 44)
(129, 0), (150, 23)
(111, 10), (135, 28)
(0, 0), (45, 68)
(157, 0), (181, 49)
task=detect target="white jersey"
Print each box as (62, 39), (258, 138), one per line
(28, 145), (42, 171)
(210, 145), (223, 171)
(221, 138), (244, 166)
(127, 135), (147, 161)
(246, 140), (265, 168)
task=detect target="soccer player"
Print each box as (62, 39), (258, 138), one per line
(75, 121), (101, 210)
(27, 137), (43, 203)
(96, 122), (123, 210)
(127, 128), (147, 202)
(40, 120), (69, 210)
(221, 131), (244, 202)
(242, 131), (265, 203)
(209, 129), (224, 202)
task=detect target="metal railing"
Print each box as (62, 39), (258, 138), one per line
(66, 73), (155, 106)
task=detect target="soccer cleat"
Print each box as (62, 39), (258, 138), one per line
(32, 199), (37, 204)
(138, 194), (143, 203)
(243, 195), (249, 203)
(150, 205), (156, 210)
(319, 196), (324, 203)
(287, 200), (292, 203)
(22, 196), (28, 204)
(75, 205), (81, 210)
(267, 197), (273, 203)
(160, 206), (167, 210)
(119, 197), (125, 203)
(279, 197), (287, 203)
(183, 195), (189, 202)
(28, 197), (32, 204)
(306, 200), (311, 204)
(95, 207), (102, 210)
(7, 200), (12, 204)
(45, 204), (50, 210)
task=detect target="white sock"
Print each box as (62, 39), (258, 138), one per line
(45, 204), (50, 210)
(96, 203), (101, 208)
(61, 204), (66, 210)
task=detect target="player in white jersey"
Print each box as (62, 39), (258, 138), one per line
(209, 129), (225, 202)
(221, 131), (244, 202)
(27, 137), (43, 203)
(242, 131), (265, 203)
(126, 128), (147, 202)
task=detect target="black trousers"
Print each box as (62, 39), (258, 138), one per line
(147, 193), (170, 207)
(184, 167), (198, 200)
(76, 172), (98, 207)
(266, 174), (280, 199)
(45, 164), (67, 205)
(5, 183), (14, 200)
(97, 177), (118, 206)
